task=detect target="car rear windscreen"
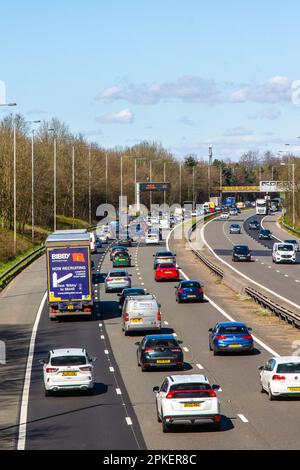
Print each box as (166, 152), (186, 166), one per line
(219, 326), (247, 334)
(145, 339), (178, 348)
(182, 282), (200, 288)
(51, 356), (86, 366)
(277, 363), (300, 373)
(234, 246), (249, 254)
(110, 271), (127, 277)
(278, 245), (294, 251)
(159, 264), (175, 268)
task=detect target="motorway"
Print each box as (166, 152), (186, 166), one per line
(16, 222), (300, 450)
(200, 210), (300, 309)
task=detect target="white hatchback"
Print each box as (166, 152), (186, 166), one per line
(153, 375), (221, 432)
(260, 356), (300, 400)
(41, 348), (96, 396)
(145, 233), (160, 245)
(220, 213), (230, 220)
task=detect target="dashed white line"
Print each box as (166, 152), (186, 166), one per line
(164, 321), (169, 325)
(104, 350), (109, 355)
(238, 414), (249, 423)
(183, 347), (189, 352)
(109, 366), (115, 372)
(100, 335), (105, 339)
(99, 323), (103, 328)
(126, 417), (133, 426)
(116, 388), (122, 395)
(196, 363), (204, 370)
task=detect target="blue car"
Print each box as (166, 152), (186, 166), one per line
(209, 322), (253, 355)
(175, 280), (204, 303)
(96, 238), (102, 249)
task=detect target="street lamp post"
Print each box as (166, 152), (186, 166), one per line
(281, 161), (296, 228)
(48, 128), (57, 231)
(88, 146), (92, 225)
(72, 146), (75, 225)
(26, 120), (41, 241)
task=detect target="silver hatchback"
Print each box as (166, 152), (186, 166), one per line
(105, 269), (132, 293)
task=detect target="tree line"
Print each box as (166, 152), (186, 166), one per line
(0, 113), (299, 233)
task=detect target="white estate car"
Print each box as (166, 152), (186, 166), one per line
(41, 348), (96, 396)
(153, 375), (221, 432)
(220, 212), (230, 220)
(260, 356), (300, 400)
(145, 232), (160, 245)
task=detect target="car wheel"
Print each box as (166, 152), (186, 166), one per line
(213, 348), (219, 356)
(45, 390), (51, 397)
(209, 342), (213, 351)
(124, 330), (130, 336)
(156, 404), (162, 423)
(260, 383), (265, 393)
(162, 420), (171, 433)
(213, 421), (221, 431)
(141, 365), (148, 372)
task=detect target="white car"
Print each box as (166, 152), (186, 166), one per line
(272, 242), (296, 264)
(41, 348), (96, 396)
(145, 233), (160, 245)
(220, 213), (230, 220)
(153, 375), (221, 432)
(89, 233), (97, 253)
(260, 356), (300, 400)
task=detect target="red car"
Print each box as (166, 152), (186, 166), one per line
(155, 263), (180, 282)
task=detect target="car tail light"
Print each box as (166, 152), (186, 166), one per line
(207, 389), (217, 397)
(143, 348), (155, 353)
(198, 288), (203, 294)
(166, 389), (216, 398)
(242, 335), (252, 340)
(84, 308), (91, 312)
(272, 375), (286, 381)
(106, 278), (113, 282)
(213, 415), (221, 423)
(50, 308), (57, 314)
(216, 335), (227, 340)
(157, 310), (161, 321)
(171, 348), (182, 353)
(80, 366), (92, 372)
(178, 289), (184, 293)
(125, 313), (129, 322)
(46, 368), (59, 373)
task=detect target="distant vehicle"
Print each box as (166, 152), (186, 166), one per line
(118, 287), (147, 310)
(136, 334), (184, 371)
(259, 229), (272, 240)
(229, 224), (241, 234)
(259, 356), (300, 400)
(175, 280), (204, 303)
(153, 251), (176, 269)
(109, 246), (128, 261)
(118, 237), (133, 247)
(41, 348), (96, 396)
(45, 232), (93, 320)
(97, 226), (110, 243)
(209, 322), (254, 355)
(229, 208), (238, 216)
(224, 196), (236, 207)
(249, 220), (260, 230)
(89, 232), (97, 254)
(272, 243), (296, 264)
(122, 294), (161, 335)
(153, 375), (221, 432)
(105, 269), (131, 293)
(232, 245), (252, 262)
(256, 198), (269, 215)
(112, 251), (131, 268)
(95, 237), (102, 249)
(155, 263), (180, 282)
(220, 212), (230, 220)
(284, 239), (299, 252)
(145, 232), (160, 245)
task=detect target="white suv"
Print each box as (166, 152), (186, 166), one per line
(272, 242), (296, 264)
(153, 375), (221, 432)
(41, 348), (96, 396)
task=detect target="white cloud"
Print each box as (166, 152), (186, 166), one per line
(0, 80), (6, 104)
(179, 115), (195, 126)
(224, 126), (254, 137)
(96, 108), (134, 124)
(261, 106), (282, 120)
(229, 76), (292, 104)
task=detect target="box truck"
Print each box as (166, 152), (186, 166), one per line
(45, 231), (93, 320)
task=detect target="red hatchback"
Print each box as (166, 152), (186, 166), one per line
(155, 263), (180, 282)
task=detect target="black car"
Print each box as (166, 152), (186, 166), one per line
(259, 229), (272, 240)
(118, 287), (147, 310)
(136, 334), (184, 371)
(118, 238), (133, 247)
(232, 245), (252, 262)
(249, 220), (260, 230)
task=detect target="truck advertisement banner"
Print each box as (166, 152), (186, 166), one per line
(47, 247), (91, 303)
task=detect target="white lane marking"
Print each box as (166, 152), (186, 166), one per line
(141, 282), (145, 286)
(109, 367), (115, 372)
(238, 414), (249, 423)
(17, 292), (47, 450)
(99, 323), (103, 327)
(183, 347), (189, 352)
(196, 363), (204, 370)
(126, 417), (133, 426)
(104, 350), (109, 355)
(276, 270), (280, 273)
(166, 226), (280, 358)
(268, 266), (272, 269)
(100, 335), (105, 339)
(261, 216), (283, 242)
(296, 280), (300, 283)
(200, 217), (300, 312)
(285, 275), (289, 278)
(116, 388), (122, 395)
(164, 321), (169, 325)
(139, 277), (142, 280)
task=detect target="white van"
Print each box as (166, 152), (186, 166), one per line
(122, 295), (161, 335)
(272, 243), (296, 264)
(89, 232), (97, 253)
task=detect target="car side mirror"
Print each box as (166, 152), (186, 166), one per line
(212, 384), (220, 391)
(39, 359), (46, 365)
(208, 328), (213, 332)
(135, 342), (140, 346)
(248, 327), (252, 331)
(90, 356), (97, 363)
(259, 366), (264, 371)
(153, 386), (160, 393)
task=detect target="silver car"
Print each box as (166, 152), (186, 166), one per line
(229, 224), (241, 234)
(105, 269), (132, 293)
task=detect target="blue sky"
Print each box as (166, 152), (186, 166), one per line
(1, 0), (300, 160)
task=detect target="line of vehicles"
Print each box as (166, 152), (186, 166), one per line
(41, 212), (300, 436)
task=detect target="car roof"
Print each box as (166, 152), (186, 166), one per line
(217, 321), (247, 327)
(127, 294), (155, 301)
(180, 279), (200, 283)
(272, 356), (300, 364)
(233, 244), (249, 248)
(50, 348), (86, 356)
(144, 334), (177, 340)
(168, 374), (209, 384)
(156, 251), (174, 256)
(284, 239), (297, 242)
(108, 269), (128, 274)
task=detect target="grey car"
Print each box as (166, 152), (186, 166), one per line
(229, 224), (241, 234)
(105, 269), (132, 293)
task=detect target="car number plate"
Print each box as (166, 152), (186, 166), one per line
(184, 403), (201, 408)
(229, 344), (242, 348)
(188, 295), (196, 298)
(115, 278), (122, 281)
(288, 387), (300, 391)
(131, 318), (142, 323)
(67, 305), (74, 310)
(156, 360), (171, 364)
(62, 372), (77, 376)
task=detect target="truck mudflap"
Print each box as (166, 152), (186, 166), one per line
(49, 302), (93, 318)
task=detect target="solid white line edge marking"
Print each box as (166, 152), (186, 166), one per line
(17, 291), (47, 450)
